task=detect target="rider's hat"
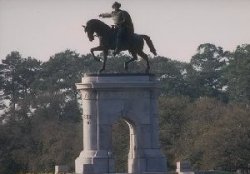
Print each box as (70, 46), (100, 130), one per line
(112, 2), (121, 9)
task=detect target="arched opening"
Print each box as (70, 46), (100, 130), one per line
(112, 118), (135, 173)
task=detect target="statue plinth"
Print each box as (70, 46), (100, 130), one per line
(75, 73), (167, 174)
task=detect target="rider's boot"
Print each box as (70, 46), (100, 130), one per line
(113, 37), (122, 56)
(113, 28), (123, 56)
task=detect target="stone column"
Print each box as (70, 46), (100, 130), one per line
(75, 88), (114, 174)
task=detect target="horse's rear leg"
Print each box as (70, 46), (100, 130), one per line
(138, 51), (150, 73)
(125, 51), (137, 71)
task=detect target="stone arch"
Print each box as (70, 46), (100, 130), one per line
(111, 118), (134, 172)
(75, 74), (167, 174)
(123, 118), (139, 173)
(123, 118), (136, 158)
(110, 114), (139, 173)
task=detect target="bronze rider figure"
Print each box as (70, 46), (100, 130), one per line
(99, 2), (134, 56)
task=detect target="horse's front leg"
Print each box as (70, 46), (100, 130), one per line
(90, 46), (104, 62)
(99, 50), (108, 73)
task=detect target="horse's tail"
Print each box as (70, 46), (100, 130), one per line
(141, 35), (157, 56)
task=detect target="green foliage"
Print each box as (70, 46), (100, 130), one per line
(186, 43), (228, 100)
(224, 44), (250, 103)
(36, 50), (83, 92)
(152, 56), (189, 96)
(0, 52), (41, 121)
(112, 120), (129, 173)
(177, 98), (227, 169)
(159, 96), (191, 169)
(165, 98), (250, 170)
(0, 51), (82, 173)
(203, 103), (250, 170)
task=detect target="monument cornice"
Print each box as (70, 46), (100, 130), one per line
(76, 73), (160, 90)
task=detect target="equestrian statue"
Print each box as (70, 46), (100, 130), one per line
(82, 2), (157, 73)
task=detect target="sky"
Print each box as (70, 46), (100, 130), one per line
(0, 0), (250, 62)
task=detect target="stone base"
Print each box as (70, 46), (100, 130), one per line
(128, 149), (167, 173)
(75, 150), (115, 174)
(75, 150), (167, 174)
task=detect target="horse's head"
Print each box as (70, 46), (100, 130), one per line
(83, 23), (95, 42)
(83, 19), (111, 42)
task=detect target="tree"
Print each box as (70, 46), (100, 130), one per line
(0, 52), (41, 121)
(225, 44), (250, 103)
(203, 103), (250, 170)
(178, 97), (226, 169)
(0, 91), (5, 112)
(151, 57), (189, 96)
(173, 97), (250, 170)
(0, 50), (84, 173)
(35, 50), (83, 92)
(159, 96), (191, 169)
(31, 50), (84, 122)
(0, 52), (23, 118)
(186, 43), (228, 100)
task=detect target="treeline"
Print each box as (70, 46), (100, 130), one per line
(0, 43), (250, 173)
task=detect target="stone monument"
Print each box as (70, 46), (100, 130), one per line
(75, 74), (167, 174)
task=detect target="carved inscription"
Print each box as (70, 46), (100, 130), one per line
(83, 114), (91, 119)
(83, 114), (92, 125)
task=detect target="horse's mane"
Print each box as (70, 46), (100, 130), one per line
(86, 19), (111, 31)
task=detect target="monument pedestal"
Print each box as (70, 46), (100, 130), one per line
(75, 74), (167, 174)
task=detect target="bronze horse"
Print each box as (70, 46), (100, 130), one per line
(83, 19), (157, 73)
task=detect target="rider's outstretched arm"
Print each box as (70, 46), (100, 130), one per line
(99, 13), (112, 18)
